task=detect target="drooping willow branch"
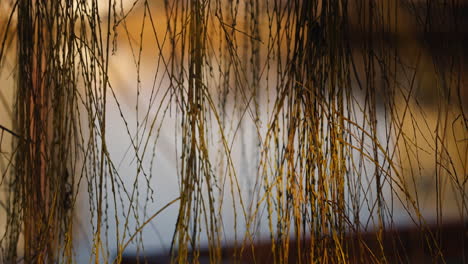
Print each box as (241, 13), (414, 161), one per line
(0, 0), (466, 263)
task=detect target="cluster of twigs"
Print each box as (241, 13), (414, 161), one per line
(0, 0), (466, 263)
